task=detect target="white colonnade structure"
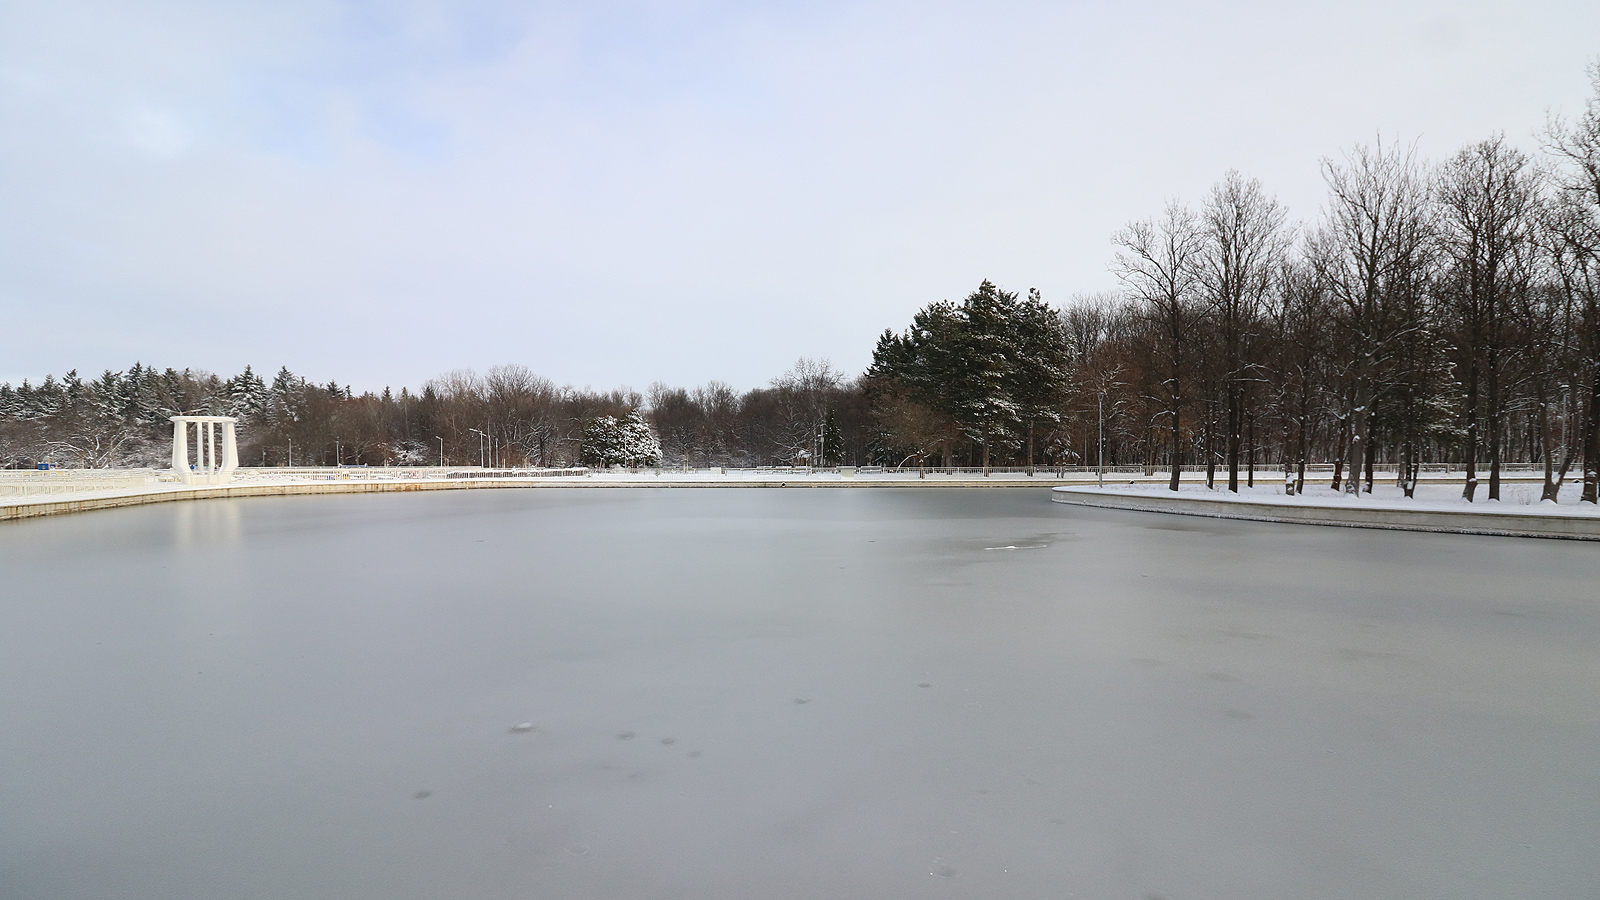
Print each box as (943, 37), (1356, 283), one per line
(170, 416), (240, 485)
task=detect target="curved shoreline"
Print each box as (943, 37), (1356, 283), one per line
(1051, 485), (1600, 541)
(1, 474), (1093, 522)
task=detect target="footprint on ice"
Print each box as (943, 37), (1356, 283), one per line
(792, 698), (809, 704)
(660, 737), (676, 745)
(616, 731), (635, 740)
(413, 790), (432, 799)
(918, 683), (932, 688)
(510, 722), (535, 733)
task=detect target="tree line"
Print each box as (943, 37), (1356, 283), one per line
(0, 359), (869, 470)
(1070, 83), (1599, 504)
(837, 68), (1600, 503)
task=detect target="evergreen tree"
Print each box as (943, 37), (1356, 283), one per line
(226, 366), (270, 422)
(1008, 288), (1072, 473)
(820, 409), (844, 466)
(870, 280), (1068, 472)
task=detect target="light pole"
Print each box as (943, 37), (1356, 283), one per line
(335, 440), (341, 467)
(1097, 392), (1104, 489)
(469, 429), (486, 468)
(436, 436), (444, 468)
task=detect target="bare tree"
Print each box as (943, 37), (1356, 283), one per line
(1310, 140), (1432, 496)
(1113, 201), (1204, 490)
(1544, 62), (1600, 504)
(1197, 171), (1290, 492)
(1268, 261), (1332, 494)
(1435, 134), (1543, 500)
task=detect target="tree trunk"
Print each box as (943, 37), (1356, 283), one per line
(1347, 378), (1368, 497)
(1331, 415), (1348, 492)
(1487, 346), (1502, 501)
(1362, 437), (1376, 494)
(1226, 381), (1241, 493)
(1462, 354), (1480, 501)
(1295, 413), (1308, 496)
(1026, 422), (1035, 476)
(1539, 392), (1579, 503)
(1204, 410), (1216, 490)
(1583, 365), (1600, 504)
(1246, 412), (1255, 488)
(1538, 391), (1557, 502)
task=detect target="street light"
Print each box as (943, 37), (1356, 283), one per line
(469, 429), (487, 468)
(1097, 392), (1104, 489)
(435, 436), (444, 468)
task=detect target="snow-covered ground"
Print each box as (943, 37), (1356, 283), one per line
(1074, 478), (1600, 518)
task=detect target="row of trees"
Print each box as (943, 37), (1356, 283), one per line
(0, 359), (871, 470)
(1072, 114), (1599, 503)
(855, 69), (1600, 503)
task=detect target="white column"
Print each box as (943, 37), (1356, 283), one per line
(221, 422), (238, 476)
(171, 419), (187, 480)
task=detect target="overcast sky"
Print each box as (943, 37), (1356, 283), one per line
(2, 1), (1596, 393)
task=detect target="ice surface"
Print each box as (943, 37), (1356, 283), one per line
(1, 489), (1597, 899)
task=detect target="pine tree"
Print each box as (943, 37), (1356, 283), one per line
(821, 409), (844, 466)
(226, 366), (270, 422)
(1007, 288), (1071, 474)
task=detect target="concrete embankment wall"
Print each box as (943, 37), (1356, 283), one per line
(1, 475), (1097, 522)
(1051, 487), (1600, 541)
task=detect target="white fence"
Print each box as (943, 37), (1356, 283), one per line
(230, 466), (591, 483)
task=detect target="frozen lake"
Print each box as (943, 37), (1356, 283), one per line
(2, 488), (1597, 899)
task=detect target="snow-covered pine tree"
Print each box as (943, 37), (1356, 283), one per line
(616, 409), (662, 467)
(226, 366), (270, 423)
(580, 416), (621, 467)
(581, 410), (661, 468)
(821, 409), (844, 466)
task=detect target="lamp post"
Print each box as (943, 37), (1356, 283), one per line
(436, 436), (444, 468)
(469, 428), (486, 468)
(1097, 392), (1104, 489)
